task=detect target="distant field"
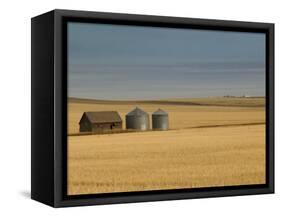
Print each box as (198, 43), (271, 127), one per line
(69, 96), (265, 107)
(67, 97), (265, 134)
(67, 97), (266, 195)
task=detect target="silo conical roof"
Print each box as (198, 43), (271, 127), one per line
(126, 107), (148, 116)
(153, 108), (168, 115)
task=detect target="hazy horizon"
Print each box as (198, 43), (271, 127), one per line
(68, 22), (266, 100)
(67, 96), (265, 101)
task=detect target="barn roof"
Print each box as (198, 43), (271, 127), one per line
(126, 107), (148, 117)
(80, 111), (122, 124)
(153, 108), (168, 115)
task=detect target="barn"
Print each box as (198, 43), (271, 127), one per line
(79, 111), (122, 133)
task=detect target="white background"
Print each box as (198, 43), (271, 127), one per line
(0, 0), (279, 216)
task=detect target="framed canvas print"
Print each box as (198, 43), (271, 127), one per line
(31, 9), (274, 207)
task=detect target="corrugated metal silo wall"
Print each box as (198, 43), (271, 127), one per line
(152, 114), (169, 130)
(126, 115), (150, 130)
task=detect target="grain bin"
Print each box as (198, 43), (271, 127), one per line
(126, 107), (150, 130)
(152, 109), (169, 130)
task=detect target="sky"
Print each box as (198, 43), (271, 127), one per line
(67, 22), (266, 100)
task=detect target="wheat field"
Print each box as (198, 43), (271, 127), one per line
(67, 97), (266, 195)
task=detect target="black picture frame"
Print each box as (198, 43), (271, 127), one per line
(31, 9), (274, 207)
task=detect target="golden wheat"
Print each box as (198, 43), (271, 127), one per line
(67, 98), (266, 195)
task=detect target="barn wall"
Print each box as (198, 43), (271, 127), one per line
(79, 122), (91, 132)
(80, 119), (123, 133)
(91, 122), (122, 132)
(92, 123), (110, 131)
(112, 122), (122, 130)
(79, 117), (92, 132)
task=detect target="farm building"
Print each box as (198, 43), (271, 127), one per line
(126, 107), (150, 130)
(79, 111), (122, 133)
(152, 109), (169, 130)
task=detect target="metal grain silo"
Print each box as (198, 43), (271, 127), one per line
(152, 109), (169, 130)
(126, 107), (150, 130)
